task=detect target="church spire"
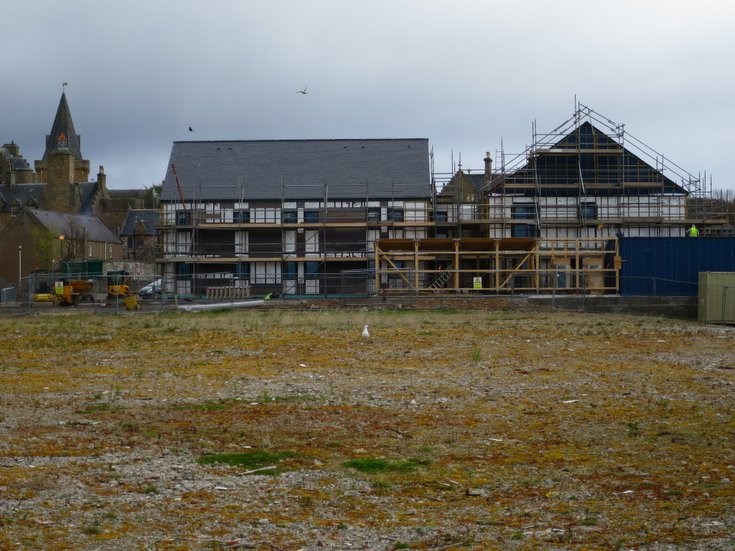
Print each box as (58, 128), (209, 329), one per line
(43, 92), (83, 161)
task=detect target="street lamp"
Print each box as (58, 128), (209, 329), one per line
(58, 235), (65, 270)
(17, 245), (22, 291)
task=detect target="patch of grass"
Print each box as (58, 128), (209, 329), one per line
(371, 478), (393, 492)
(259, 390), (276, 403)
(626, 421), (642, 438)
(198, 449), (298, 475)
(118, 421), (140, 433)
(76, 402), (124, 414)
(194, 398), (239, 411)
(580, 509), (599, 526)
(82, 522), (102, 535)
(343, 457), (429, 474)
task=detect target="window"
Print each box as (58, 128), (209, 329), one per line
(252, 262), (281, 284)
(579, 202), (598, 220)
(511, 224), (539, 238)
(176, 210), (192, 226)
(283, 261), (298, 279)
(435, 211), (448, 223)
(304, 210), (320, 223)
(282, 210), (298, 223)
(367, 207), (381, 222)
(511, 204), (536, 220)
(305, 261), (320, 279)
(387, 207), (404, 222)
(233, 210), (250, 224)
(176, 263), (192, 277)
(235, 262), (250, 281)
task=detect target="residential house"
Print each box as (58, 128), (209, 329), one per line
(120, 208), (160, 261)
(484, 109), (697, 240)
(0, 209), (123, 284)
(377, 106), (721, 295)
(158, 138), (432, 297)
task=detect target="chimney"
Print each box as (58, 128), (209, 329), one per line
(483, 152), (493, 184)
(97, 165), (109, 199)
(4, 142), (20, 156)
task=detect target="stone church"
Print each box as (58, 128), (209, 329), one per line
(0, 92), (160, 285)
(0, 92), (156, 233)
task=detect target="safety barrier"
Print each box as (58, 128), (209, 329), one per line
(205, 285), (251, 300)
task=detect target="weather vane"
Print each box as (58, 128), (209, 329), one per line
(62, 81), (68, 92)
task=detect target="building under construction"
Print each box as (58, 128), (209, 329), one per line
(157, 106), (730, 298)
(375, 104), (728, 296)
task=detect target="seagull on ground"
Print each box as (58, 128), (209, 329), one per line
(362, 325), (370, 338)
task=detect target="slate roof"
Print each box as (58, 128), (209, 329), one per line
(29, 209), (120, 243)
(120, 209), (159, 236)
(0, 145), (32, 171)
(43, 93), (83, 161)
(0, 183), (44, 211)
(161, 138), (431, 202)
(77, 182), (99, 215)
(438, 171), (485, 199)
(0, 181), (101, 215)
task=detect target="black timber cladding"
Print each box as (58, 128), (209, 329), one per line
(493, 122), (689, 196)
(161, 138), (431, 201)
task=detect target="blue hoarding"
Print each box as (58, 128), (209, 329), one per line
(619, 238), (735, 296)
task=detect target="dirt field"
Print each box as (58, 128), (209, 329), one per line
(1, 306), (734, 550)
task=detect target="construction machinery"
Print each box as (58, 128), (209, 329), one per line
(107, 270), (130, 297)
(106, 270), (139, 310)
(52, 279), (95, 306)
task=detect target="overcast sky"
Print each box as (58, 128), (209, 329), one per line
(2, 0), (734, 192)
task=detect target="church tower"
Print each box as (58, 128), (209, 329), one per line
(34, 92), (90, 213)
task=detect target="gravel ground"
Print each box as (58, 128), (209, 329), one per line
(1, 305), (734, 550)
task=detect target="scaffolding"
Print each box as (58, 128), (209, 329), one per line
(476, 102), (731, 240)
(157, 181), (434, 297)
(375, 236), (619, 296)
(155, 108), (731, 298)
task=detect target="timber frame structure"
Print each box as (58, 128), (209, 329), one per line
(375, 236), (619, 295)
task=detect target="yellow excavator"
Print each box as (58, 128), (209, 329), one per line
(107, 270), (130, 298)
(106, 270), (139, 310)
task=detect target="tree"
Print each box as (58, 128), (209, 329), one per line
(32, 226), (56, 270)
(62, 219), (85, 261)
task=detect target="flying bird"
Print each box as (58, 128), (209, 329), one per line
(188, 126), (193, 131)
(296, 86), (308, 95)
